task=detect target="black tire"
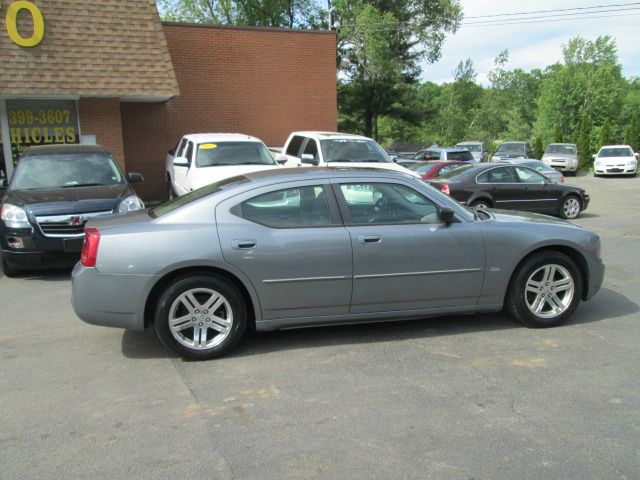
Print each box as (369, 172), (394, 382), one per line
(154, 275), (247, 360)
(1, 254), (19, 277)
(559, 194), (581, 219)
(506, 251), (583, 328)
(167, 178), (177, 201)
(471, 200), (491, 209)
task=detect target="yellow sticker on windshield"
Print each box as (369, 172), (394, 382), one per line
(199, 143), (217, 149)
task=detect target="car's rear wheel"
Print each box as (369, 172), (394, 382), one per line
(154, 275), (247, 360)
(471, 200), (491, 209)
(506, 251), (582, 328)
(559, 195), (581, 219)
(1, 254), (18, 277)
(167, 178), (177, 200)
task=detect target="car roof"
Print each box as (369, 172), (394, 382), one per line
(456, 141), (483, 145)
(181, 133), (263, 143)
(22, 144), (110, 157)
(290, 131), (373, 141)
(547, 143), (576, 146)
(424, 147), (472, 153)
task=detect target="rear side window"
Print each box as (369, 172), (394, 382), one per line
(285, 136), (306, 157)
(237, 185), (332, 228)
(478, 167), (516, 183)
(448, 151), (473, 161)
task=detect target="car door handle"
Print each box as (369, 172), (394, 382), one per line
(358, 234), (381, 244)
(491, 187), (498, 192)
(232, 239), (257, 250)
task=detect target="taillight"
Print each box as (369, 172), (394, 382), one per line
(81, 227), (101, 267)
(441, 184), (450, 195)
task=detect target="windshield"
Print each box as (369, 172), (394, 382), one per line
(150, 176), (250, 218)
(448, 150), (474, 161)
(523, 161), (554, 173)
(496, 143), (525, 154)
(545, 144), (576, 155)
(195, 141), (276, 167)
(439, 164), (474, 179)
(458, 144), (481, 152)
(408, 163), (438, 174)
(11, 153), (124, 190)
(598, 147), (634, 158)
(320, 139), (392, 163)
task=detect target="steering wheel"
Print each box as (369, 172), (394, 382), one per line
(369, 197), (388, 223)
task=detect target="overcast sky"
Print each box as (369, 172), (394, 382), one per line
(422, 0), (640, 84)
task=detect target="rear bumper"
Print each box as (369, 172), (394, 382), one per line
(71, 263), (157, 331)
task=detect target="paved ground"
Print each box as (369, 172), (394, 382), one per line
(1, 173), (639, 479)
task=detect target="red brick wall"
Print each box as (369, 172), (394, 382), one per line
(121, 24), (337, 201)
(78, 98), (126, 170)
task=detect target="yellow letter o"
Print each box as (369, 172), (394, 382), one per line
(6, 1), (45, 48)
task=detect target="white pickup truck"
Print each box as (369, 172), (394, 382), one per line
(281, 131), (420, 177)
(166, 133), (284, 198)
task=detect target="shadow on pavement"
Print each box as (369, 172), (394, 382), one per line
(121, 286), (634, 361)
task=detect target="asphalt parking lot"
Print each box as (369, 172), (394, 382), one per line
(1, 173), (639, 479)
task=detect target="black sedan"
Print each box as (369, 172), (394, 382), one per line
(427, 164), (589, 219)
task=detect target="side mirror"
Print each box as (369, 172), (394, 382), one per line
(635, 152), (639, 158)
(1, 177), (7, 188)
(592, 154), (597, 159)
(440, 207), (455, 225)
(128, 172), (144, 183)
(274, 154), (288, 165)
(173, 156), (189, 168)
(301, 153), (319, 166)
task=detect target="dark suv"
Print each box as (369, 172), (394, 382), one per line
(0, 144), (144, 276)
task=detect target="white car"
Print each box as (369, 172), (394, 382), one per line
(593, 145), (638, 177)
(542, 143), (579, 175)
(166, 133), (283, 197)
(281, 131), (420, 178)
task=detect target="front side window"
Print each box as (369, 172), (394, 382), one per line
(196, 141), (276, 167)
(514, 166), (546, 184)
(477, 167), (516, 184)
(340, 182), (440, 224)
(302, 139), (319, 160)
(11, 154), (124, 190)
(238, 185), (332, 228)
(184, 142), (194, 164)
(285, 136), (305, 156)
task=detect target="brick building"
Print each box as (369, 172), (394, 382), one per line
(0, 0), (337, 200)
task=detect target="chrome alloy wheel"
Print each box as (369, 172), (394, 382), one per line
(168, 288), (233, 350)
(562, 197), (580, 219)
(525, 264), (575, 319)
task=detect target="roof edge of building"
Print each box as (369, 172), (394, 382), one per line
(162, 21), (335, 35)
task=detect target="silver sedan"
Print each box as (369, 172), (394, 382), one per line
(72, 168), (604, 360)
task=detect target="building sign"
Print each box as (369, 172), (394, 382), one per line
(7, 99), (79, 165)
(2, 1), (45, 47)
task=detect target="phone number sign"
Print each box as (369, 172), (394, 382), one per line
(7, 99), (79, 165)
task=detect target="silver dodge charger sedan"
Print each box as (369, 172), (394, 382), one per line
(72, 168), (604, 360)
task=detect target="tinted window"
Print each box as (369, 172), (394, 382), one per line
(477, 167), (516, 183)
(196, 141), (276, 167)
(439, 163), (464, 175)
(285, 135), (305, 156)
(11, 154), (124, 190)
(239, 185), (332, 228)
(302, 139), (319, 160)
(340, 183), (440, 224)
(448, 150), (474, 161)
(496, 143), (525, 154)
(458, 144), (481, 152)
(409, 163), (438, 174)
(440, 164), (473, 179)
(514, 166), (546, 184)
(321, 139), (392, 163)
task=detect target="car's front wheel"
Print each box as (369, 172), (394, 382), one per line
(154, 275), (247, 360)
(167, 178), (177, 200)
(1, 254), (18, 277)
(559, 195), (581, 219)
(506, 251), (583, 328)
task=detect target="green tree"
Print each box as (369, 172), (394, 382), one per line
(623, 115), (640, 151)
(553, 123), (563, 143)
(598, 119), (612, 149)
(533, 136), (544, 159)
(157, 0), (326, 28)
(335, 0), (462, 138)
(576, 112), (592, 170)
